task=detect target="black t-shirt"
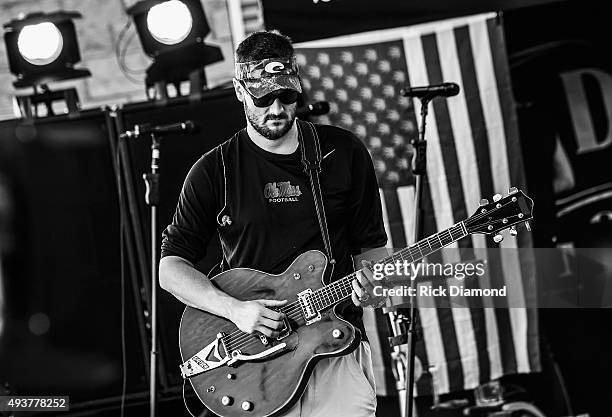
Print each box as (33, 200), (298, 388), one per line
(161, 123), (388, 339)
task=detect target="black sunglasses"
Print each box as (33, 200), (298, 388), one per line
(240, 80), (299, 107)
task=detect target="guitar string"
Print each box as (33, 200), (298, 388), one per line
(378, 214), (521, 266)
(224, 215), (446, 348)
(224, 214), (520, 350)
(224, 309), (305, 350)
(224, 273), (355, 350)
(222, 303), (303, 346)
(224, 279), (356, 348)
(222, 278), (357, 347)
(377, 207), (523, 265)
(226, 275), (374, 351)
(225, 219), (465, 347)
(220, 203), (524, 351)
(226, 278), (363, 350)
(226, 277), (360, 350)
(222, 299), (313, 346)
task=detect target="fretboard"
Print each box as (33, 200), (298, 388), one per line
(308, 222), (468, 311)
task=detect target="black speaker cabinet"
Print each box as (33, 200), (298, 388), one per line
(0, 109), (148, 403)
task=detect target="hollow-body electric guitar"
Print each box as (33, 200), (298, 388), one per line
(179, 189), (533, 417)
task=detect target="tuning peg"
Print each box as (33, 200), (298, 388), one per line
(509, 226), (517, 236)
(525, 221), (531, 232)
(493, 194), (502, 202)
(508, 187), (518, 194)
(493, 233), (504, 243)
(479, 198), (489, 206)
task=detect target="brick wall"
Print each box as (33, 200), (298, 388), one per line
(0, 0), (237, 120)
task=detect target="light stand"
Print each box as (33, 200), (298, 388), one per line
(13, 84), (81, 118)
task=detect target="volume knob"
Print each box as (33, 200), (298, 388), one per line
(221, 396), (233, 406)
(241, 401), (253, 411)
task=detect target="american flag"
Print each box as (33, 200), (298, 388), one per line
(295, 13), (540, 396)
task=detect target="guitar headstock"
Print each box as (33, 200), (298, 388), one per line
(465, 187), (534, 241)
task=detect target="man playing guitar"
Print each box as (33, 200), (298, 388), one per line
(159, 30), (388, 416)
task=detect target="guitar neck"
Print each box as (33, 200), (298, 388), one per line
(310, 222), (468, 311)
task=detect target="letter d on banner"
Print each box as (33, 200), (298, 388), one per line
(561, 68), (612, 154)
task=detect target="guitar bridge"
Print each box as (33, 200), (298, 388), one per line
(297, 288), (321, 325)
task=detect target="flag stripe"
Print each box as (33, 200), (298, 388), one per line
(365, 307), (398, 395)
(426, 248), (464, 393)
(379, 188), (392, 244)
(375, 188), (420, 396)
(486, 18), (539, 374)
(422, 33), (470, 228)
(453, 23), (506, 381)
(383, 188), (409, 249)
(486, 18), (523, 193)
(486, 23), (538, 377)
(461, 18), (519, 380)
(433, 307), (465, 393)
(453, 25), (496, 199)
(373, 190), (396, 396)
(435, 27), (493, 387)
(473, 19), (529, 375)
(468, 19), (524, 376)
(403, 33), (456, 394)
(422, 32), (483, 392)
(396, 186), (416, 244)
(385, 184), (437, 397)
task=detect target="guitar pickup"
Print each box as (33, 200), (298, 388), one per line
(297, 288), (321, 325)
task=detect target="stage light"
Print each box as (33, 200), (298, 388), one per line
(146, 0), (193, 45)
(3, 11), (91, 88)
(17, 22), (64, 65)
(127, 0), (223, 90)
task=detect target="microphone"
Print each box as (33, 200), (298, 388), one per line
(120, 120), (196, 139)
(296, 101), (330, 117)
(400, 82), (460, 99)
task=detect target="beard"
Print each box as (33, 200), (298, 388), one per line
(244, 103), (296, 140)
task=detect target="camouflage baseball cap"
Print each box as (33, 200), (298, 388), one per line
(235, 57), (302, 98)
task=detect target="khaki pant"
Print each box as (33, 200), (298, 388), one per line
(283, 342), (377, 417)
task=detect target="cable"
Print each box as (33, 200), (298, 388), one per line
(114, 19), (147, 85)
(182, 379), (198, 417)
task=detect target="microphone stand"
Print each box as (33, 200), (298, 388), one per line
(143, 133), (161, 417)
(387, 96), (431, 417)
(403, 96), (430, 417)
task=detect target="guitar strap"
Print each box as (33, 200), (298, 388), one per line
(296, 120), (336, 280)
(213, 122), (336, 277)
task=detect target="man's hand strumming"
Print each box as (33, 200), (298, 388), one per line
(229, 299), (288, 338)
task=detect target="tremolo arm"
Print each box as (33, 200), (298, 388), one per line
(180, 332), (230, 378)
